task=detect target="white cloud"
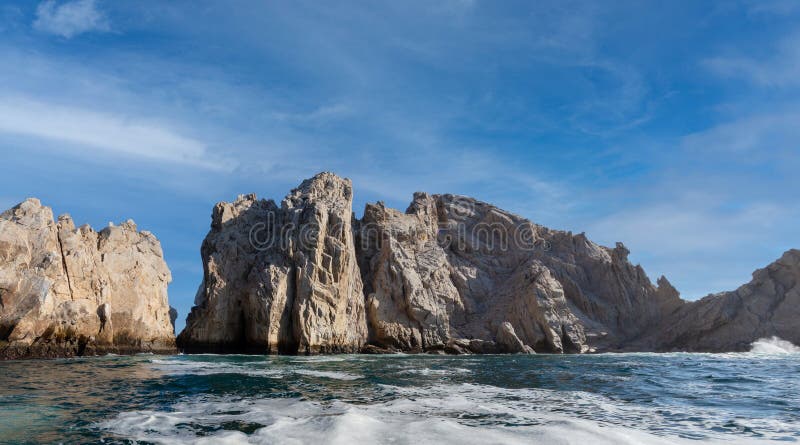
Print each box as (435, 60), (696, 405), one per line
(680, 112), (800, 154)
(33, 0), (109, 38)
(270, 103), (354, 125)
(705, 33), (800, 87)
(743, 0), (800, 15)
(590, 200), (786, 256)
(587, 198), (792, 298)
(0, 96), (234, 171)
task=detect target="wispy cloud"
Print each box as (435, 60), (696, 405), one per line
(587, 196), (793, 297)
(743, 0), (800, 15)
(33, 0), (109, 38)
(590, 199), (786, 256)
(269, 103), (354, 126)
(0, 96), (234, 171)
(705, 32), (800, 87)
(681, 112), (800, 154)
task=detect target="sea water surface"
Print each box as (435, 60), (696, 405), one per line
(1, 338), (799, 444)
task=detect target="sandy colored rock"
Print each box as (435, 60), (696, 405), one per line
(0, 199), (175, 359)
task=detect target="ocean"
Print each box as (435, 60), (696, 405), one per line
(1, 338), (798, 444)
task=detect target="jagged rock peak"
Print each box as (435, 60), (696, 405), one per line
(285, 172), (353, 210)
(0, 198), (176, 359)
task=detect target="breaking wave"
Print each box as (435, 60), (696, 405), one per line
(750, 337), (800, 354)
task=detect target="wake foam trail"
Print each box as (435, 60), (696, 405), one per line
(750, 337), (800, 354)
(97, 383), (780, 445)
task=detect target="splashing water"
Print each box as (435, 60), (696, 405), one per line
(750, 336), (800, 354)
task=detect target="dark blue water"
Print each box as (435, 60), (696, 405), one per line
(1, 341), (799, 444)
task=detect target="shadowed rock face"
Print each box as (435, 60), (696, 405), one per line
(178, 172), (799, 354)
(178, 173), (367, 354)
(0, 199), (175, 359)
(639, 249), (800, 352)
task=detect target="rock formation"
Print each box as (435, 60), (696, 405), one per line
(0, 199), (176, 359)
(640, 249), (800, 352)
(178, 172), (799, 355)
(178, 173), (367, 353)
(357, 192), (682, 353)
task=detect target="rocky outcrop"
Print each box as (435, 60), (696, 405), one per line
(178, 173), (367, 354)
(0, 199), (175, 359)
(177, 172), (799, 355)
(641, 249), (800, 352)
(357, 192), (682, 353)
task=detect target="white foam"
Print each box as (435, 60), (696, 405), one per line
(289, 355), (348, 362)
(750, 337), (800, 354)
(398, 367), (472, 376)
(293, 369), (363, 380)
(98, 383), (779, 445)
(150, 357), (368, 380)
(149, 359), (284, 377)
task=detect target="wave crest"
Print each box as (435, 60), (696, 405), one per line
(750, 337), (800, 354)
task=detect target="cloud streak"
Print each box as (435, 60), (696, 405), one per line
(33, 0), (109, 38)
(705, 32), (800, 87)
(0, 96), (234, 171)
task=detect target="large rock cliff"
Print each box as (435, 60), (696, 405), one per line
(178, 173), (367, 353)
(178, 172), (799, 354)
(357, 192), (682, 353)
(0, 199), (176, 359)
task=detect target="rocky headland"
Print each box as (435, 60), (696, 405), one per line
(0, 199), (176, 359)
(178, 172), (799, 354)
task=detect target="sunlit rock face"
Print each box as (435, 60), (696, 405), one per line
(178, 172), (799, 355)
(179, 172), (698, 355)
(178, 173), (368, 354)
(0, 199), (175, 359)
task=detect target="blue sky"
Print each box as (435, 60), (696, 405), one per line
(1, 0), (798, 332)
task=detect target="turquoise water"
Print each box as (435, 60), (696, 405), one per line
(1, 345), (799, 444)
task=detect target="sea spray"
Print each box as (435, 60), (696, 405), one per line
(750, 337), (800, 354)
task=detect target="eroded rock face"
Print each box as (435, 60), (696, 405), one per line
(0, 199), (175, 359)
(357, 192), (682, 353)
(178, 172), (799, 355)
(178, 173), (367, 353)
